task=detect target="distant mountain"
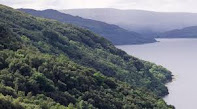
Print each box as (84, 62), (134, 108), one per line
(159, 26), (197, 38)
(61, 8), (197, 35)
(18, 9), (156, 45)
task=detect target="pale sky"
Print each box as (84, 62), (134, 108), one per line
(0, 0), (197, 12)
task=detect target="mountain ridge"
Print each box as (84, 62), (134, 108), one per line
(18, 8), (156, 45)
(61, 8), (197, 36)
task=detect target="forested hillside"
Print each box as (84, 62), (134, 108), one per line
(0, 4), (173, 108)
(18, 9), (156, 45)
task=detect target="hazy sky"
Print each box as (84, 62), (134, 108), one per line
(0, 0), (197, 12)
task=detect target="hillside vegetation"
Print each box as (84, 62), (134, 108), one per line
(0, 4), (173, 109)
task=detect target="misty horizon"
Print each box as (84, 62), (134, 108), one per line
(2, 0), (197, 13)
(18, 7), (197, 14)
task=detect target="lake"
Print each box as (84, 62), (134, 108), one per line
(117, 38), (197, 109)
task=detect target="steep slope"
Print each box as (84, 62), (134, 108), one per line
(0, 4), (173, 108)
(61, 8), (197, 35)
(18, 9), (156, 45)
(159, 26), (197, 38)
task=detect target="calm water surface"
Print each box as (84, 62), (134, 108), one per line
(117, 38), (197, 109)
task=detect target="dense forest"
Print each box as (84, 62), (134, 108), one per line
(0, 4), (174, 109)
(18, 9), (156, 45)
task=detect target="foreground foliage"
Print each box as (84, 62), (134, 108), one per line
(0, 4), (174, 108)
(0, 49), (173, 109)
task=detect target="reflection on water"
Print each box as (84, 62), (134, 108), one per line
(117, 38), (197, 109)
